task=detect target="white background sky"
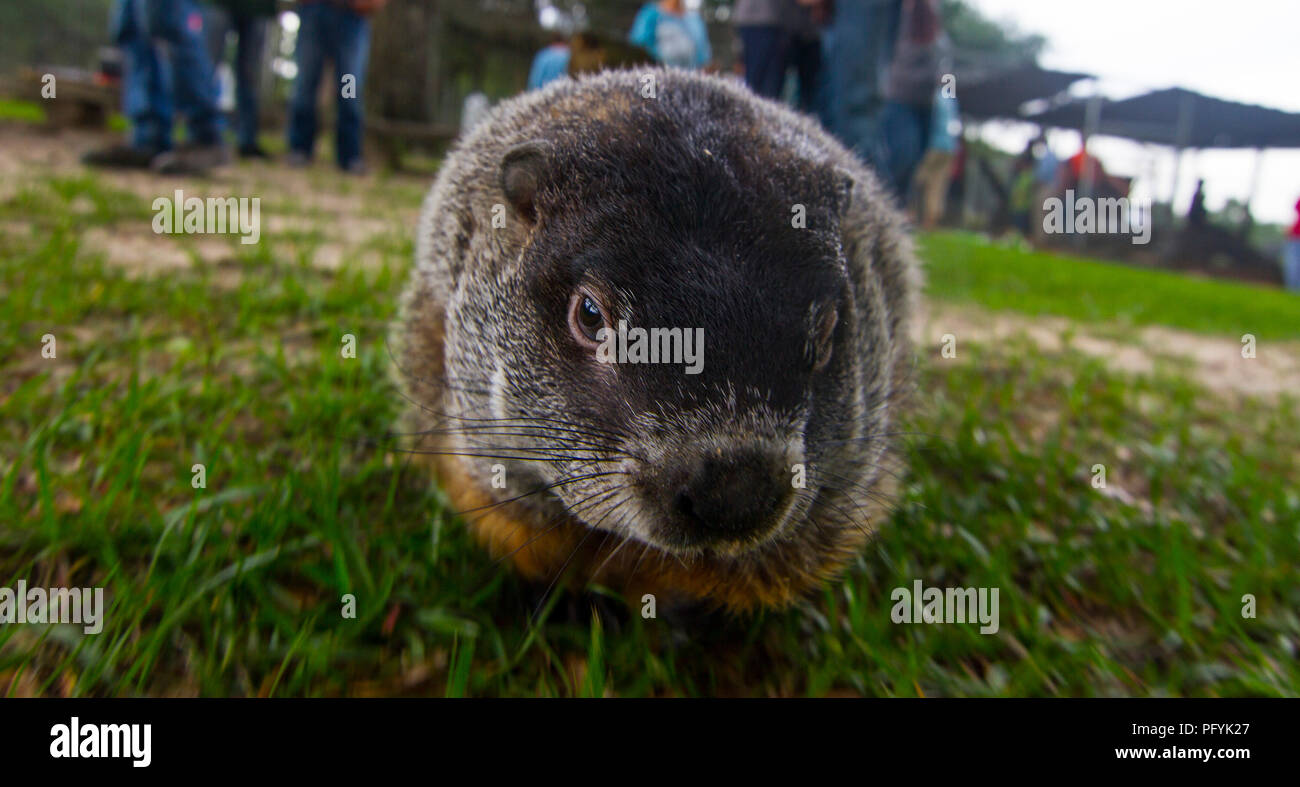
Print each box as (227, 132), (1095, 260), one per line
(965, 0), (1300, 224)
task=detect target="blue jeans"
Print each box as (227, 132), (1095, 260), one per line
(737, 26), (789, 100)
(880, 99), (932, 199)
(112, 0), (223, 150)
(1284, 240), (1300, 292)
(204, 5), (268, 149)
(287, 2), (371, 168)
(826, 0), (901, 178)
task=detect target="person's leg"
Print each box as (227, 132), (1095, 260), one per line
(86, 0), (172, 165)
(232, 12), (268, 151)
(922, 151), (952, 228)
(765, 28), (791, 100)
(814, 26), (834, 129)
(121, 0), (173, 152)
(202, 3), (231, 75)
(912, 150), (937, 226)
(792, 36), (823, 115)
(1012, 212), (1030, 237)
(287, 3), (328, 160)
(879, 100), (920, 199)
(902, 106), (931, 197)
(1284, 240), (1300, 291)
(738, 26), (785, 99)
(333, 8), (371, 169)
(912, 108), (934, 197)
(145, 0), (224, 145)
(737, 27), (761, 94)
(201, 2), (232, 145)
(826, 0), (898, 174)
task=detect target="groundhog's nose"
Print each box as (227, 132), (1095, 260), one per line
(670, 447), (794, 541)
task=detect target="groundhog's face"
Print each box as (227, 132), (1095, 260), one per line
(447, 137), (896, 563)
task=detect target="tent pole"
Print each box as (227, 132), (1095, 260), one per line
(1169, 92), (1195, 218)
(1075, 95), (1102, 249)
(962, 118), (978, 228)
(1080, 94), (1102, 202)
(1170, 148), (1186, 215)
(1246, 147), (1264, 213)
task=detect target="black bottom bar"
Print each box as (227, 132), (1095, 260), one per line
(1, 698), (1290, 775)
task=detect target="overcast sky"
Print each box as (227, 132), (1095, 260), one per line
(965, 0), (1300, 224)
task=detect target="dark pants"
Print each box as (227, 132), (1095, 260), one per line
(1011, 212), (1031, 236)
(787, 34), (824, 117)
(1284, 240), (1300, 291)
(287, 2), (371, 168)
(112, 0), (223, 150)
(204, 5), (268, 149)
(826, 0), (902, 178)
(738, 26), (788, 99)
(880, 100), (932, 199)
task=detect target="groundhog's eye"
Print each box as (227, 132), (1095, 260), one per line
(569, 291), (609, 348)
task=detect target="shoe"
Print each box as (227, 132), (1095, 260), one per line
(82, 144), (162, 169)
(151, 142), (231, 175)
(285, 151), (311, 168)
(238, 143), (271, 160)
(341, 159), (369, 176)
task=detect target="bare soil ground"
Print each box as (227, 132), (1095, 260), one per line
(0, 124), (423, 277)
(915, 301), (1300, 399)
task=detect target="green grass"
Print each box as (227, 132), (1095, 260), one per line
(0, 96), (128, 132)
(920, 231), (1300, 340)
(1, 167), (1297, 697)
(0, 97), (46, 124)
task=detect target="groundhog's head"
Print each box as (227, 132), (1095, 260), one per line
(437, 86), (900, 575)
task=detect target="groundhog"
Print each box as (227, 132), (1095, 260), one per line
(394, 68), (919, 612)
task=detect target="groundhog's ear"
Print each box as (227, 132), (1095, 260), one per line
(500, 141), (551, 223)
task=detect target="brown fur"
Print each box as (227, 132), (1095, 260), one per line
(428, 436), (891, 612)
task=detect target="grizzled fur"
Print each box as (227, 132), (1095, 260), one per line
(393, 68), (920, 612)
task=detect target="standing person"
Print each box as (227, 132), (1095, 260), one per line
(1008, 153), (1036, 238)
(911, 86), (957, 229)
(1187, 179), (1209, 227)
(83, 0), (228, 174)
(204, 0), (276, 159)
(1029, 132), (1059, 244)
(825, 0), (902, 178)
(733, 0), (788, 98)
(528, 34), (571, 91)
(628, 0), (711, 71)
(879, 0), (945, 199)
(1283, 196), (1300, 292)
(1032, 132), (1059, 191)
(286, 0), (387, 174)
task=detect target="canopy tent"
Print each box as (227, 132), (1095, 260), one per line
(956, 64), (1092, 120)
(950, 68), (1298, 255)
(1025, 87), (1300, 149)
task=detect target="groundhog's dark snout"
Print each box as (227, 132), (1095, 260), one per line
(663, 446), (794, 544)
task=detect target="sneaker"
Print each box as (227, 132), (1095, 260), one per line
(285, 151), (311, 168)
(341, 159), (369, 176)
(238, 143), (271, 160)
(82, 143), (162, 169)
(151, 142), (231, 175)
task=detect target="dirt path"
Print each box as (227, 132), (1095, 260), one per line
(916, 301), (1300, 399)
(0, 123), (423, 276)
